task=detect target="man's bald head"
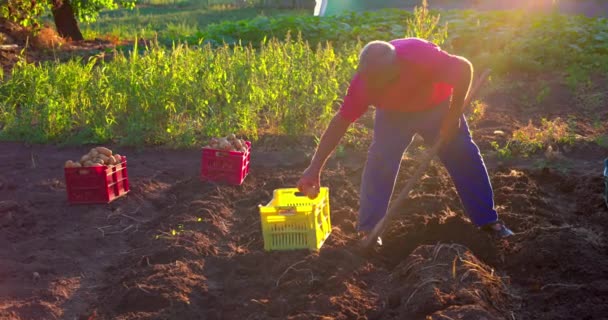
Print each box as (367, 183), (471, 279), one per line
(358, 41), (396, 73)
(357, 40), (398, 88)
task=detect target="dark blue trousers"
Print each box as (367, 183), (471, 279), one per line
(358, 100), (499, 231)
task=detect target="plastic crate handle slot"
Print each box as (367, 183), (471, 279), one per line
(276, 207), (297, 216)
(77, 168), (92, 175)
(316, 205), (324, 228)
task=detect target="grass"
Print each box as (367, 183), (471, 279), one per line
(1, 3), (607, 148)
(79, 5), (308, 40)
(0, 36), (357, 146)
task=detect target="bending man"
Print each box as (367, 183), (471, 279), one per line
(297, 38), (514, 244)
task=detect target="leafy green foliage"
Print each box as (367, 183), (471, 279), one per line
(507, 118), (576, 157)
(80, 6), (308, 40)
(404, 0), (447, 45)
(194, 9), (415, 47)
(192, 8), (608, 75)
(0, 37), (357, 145)
(1, 0), (136, 29)
(490, 141), (513, 160)
(81, 3), (608, 76)
(71, 0), (137, 23)
(1, 0), (47, 28)
(1, 5), (607, 147)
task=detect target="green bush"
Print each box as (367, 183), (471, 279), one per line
(0, 37), (359, 145)
(193, 9), (608, 74)
(2, 7), (607, 146)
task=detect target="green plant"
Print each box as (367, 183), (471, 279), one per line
(2, 7), (608, 147)
(404, 0), (448, 45)
(74, 5), (608, 76)
(2, 0), (137, 40)
(0, 36), (351, 145)
(467, 100), (486, 125)
(490, 141), (512, 160)
(510, 117), (575, 156)
(1, 0), (46, 28)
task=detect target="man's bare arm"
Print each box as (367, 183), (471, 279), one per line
(309, 113), (351, 172)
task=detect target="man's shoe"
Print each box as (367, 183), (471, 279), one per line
(481, 220), (514, 238)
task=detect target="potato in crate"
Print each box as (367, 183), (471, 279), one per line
(64, 147), (130, 204)
(259, 187), (332, 251)
(201, 134), (251, 186)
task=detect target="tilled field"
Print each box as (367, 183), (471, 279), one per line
(0, 135), (606, 320)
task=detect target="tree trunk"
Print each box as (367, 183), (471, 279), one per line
(52, 1), (83, 41)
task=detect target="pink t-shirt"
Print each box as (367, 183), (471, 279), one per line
(338, 38), (463, 122)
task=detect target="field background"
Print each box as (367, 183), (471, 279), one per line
(1, 1), (608, 319)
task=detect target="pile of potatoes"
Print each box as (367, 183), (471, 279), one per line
(204, 134), (248, 153)
(64, 147), (123, 168)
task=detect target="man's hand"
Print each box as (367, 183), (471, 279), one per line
(297, 166), (321, 199)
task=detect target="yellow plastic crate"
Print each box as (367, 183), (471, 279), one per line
(259, 187), (332, 251)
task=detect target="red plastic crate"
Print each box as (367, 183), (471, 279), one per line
(64, 157), (130, 204)
(201, 141), (251, 185)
